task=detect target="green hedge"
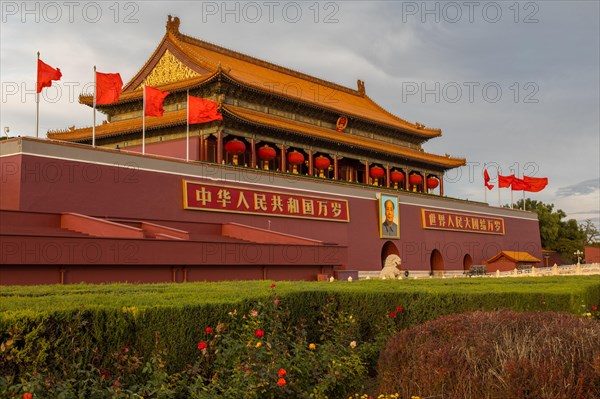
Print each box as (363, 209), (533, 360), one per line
(1, 276), (599, 376)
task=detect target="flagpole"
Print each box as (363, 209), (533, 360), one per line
(498, 182), (501, 207)
(186, 89), (190, 162)
(142, 84), (146, 155)
(483, 164), (487, 204)
(510, 189), (513, 209)
(93, 66), (96, 148)
(36, 52), (40, 138)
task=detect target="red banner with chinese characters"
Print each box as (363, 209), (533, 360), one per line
(421, 208), (505, 235)
(183, 180), (350, 222)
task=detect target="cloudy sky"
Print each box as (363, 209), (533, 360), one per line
(1, 1), (599, 228)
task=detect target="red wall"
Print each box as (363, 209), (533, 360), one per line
(1, 150), (542, 277)
(585, 247), (600, 263)
(0, 154), (21, 210)
(125, 137), (200, 160)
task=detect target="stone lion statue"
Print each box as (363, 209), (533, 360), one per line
(380, 254), (401, 279)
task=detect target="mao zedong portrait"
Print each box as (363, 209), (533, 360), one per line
(381, 199), (398, 237)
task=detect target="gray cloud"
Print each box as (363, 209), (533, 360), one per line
(556, 178), (600, 197)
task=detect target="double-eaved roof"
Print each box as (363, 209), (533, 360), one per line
(49, 15), (465, 169)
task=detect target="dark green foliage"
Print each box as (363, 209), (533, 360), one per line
(511, 198), (594, 262)
(0, 276), (599, 398)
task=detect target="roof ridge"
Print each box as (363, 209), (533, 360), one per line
(167, 16), (441, 137)
(362, 93), (442, 134)
(122, 34), (169, 92)
(172, 25), (364, 98)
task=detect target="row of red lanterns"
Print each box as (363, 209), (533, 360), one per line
(370, 165), (439, 189)
(225, 140), (439, 189)
(228, 142), (330, 174)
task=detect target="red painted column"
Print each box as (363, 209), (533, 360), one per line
(404, 168), (410, 190)
(308, 149), (314, 176)
(198, 133), (203, 161)
(217, 131), (223, 164)
(364, 161), (370, 184)
(386, 165), (391, 188)
(250, 137), (256, 168)
(280, 145), (286, 172)
(440, 173), (444, 196)
(333, 155), (338, 180)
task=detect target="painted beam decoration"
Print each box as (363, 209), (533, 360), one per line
(183, 180), (350, 222)
(421, 208), (505, 235)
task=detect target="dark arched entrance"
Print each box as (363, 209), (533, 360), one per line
(381, 241), (400, 269)
(430, 249), (444, 275)
(463, 254), (473, 271)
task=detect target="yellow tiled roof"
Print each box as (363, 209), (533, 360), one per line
(487, 251), (541, 264)
(82, 16), (443, 138)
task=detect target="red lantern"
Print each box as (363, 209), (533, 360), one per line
(224, 139), (246, 154)
(224, 139), (246, 165)
(427, 177), (439, 189)
(369, 165), (385, 179)
(257, 145), (276, 170)
(369, 165), (384, 186)
(313, 155), (331, 177)
(390, 170), (404, 189)
(287, 150), (305, 174)
(390, 170), (404, 182)
(409, 174), (423, 186)
(257, 145), (276, 161)
(287, 150), (304, 165)
(314, 155), (330, 170)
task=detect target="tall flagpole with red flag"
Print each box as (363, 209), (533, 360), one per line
(36, 52), (40, 138)
(484, 165), (487, 204)
(498, 177), (501, 207)
(511, 185), (514, 209)
(93, 66), (97, 148)
(520, 172), (525, 210)
(36, 53), (62, 138)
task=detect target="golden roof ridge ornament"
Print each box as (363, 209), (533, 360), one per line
(357, 80), (365, 96)
(167, 15), (181, 35)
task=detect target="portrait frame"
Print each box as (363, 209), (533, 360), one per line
(378, 194), (400, 239)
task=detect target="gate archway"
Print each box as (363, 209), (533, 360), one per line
(430, 249), (444, 275)
(381, 241), (400, 269)
(463, 254), (473, 271)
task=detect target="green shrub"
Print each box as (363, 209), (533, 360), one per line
(1, 277), (598, 398)
(377, 310), (600, 399)
(185, 287), (369, 398)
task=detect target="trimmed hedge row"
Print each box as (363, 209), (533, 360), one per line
(1, 277), (599, 378)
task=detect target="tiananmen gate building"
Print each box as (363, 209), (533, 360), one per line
(0, 16), (542, 285)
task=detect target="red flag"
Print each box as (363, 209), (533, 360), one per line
(188, 96), (223, 124)
(511, 177), (529, 191)
(498, 174), (515, 188)
(37, 59), (62, 93)
(96, 72), (123, 105)
(523, 176), (548, 192)
(484, 169), (494, 190)
(144, 86), (170, 117)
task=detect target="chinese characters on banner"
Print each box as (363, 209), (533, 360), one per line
(183, 180), (350, 222)
(421, 208), (505, 235)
